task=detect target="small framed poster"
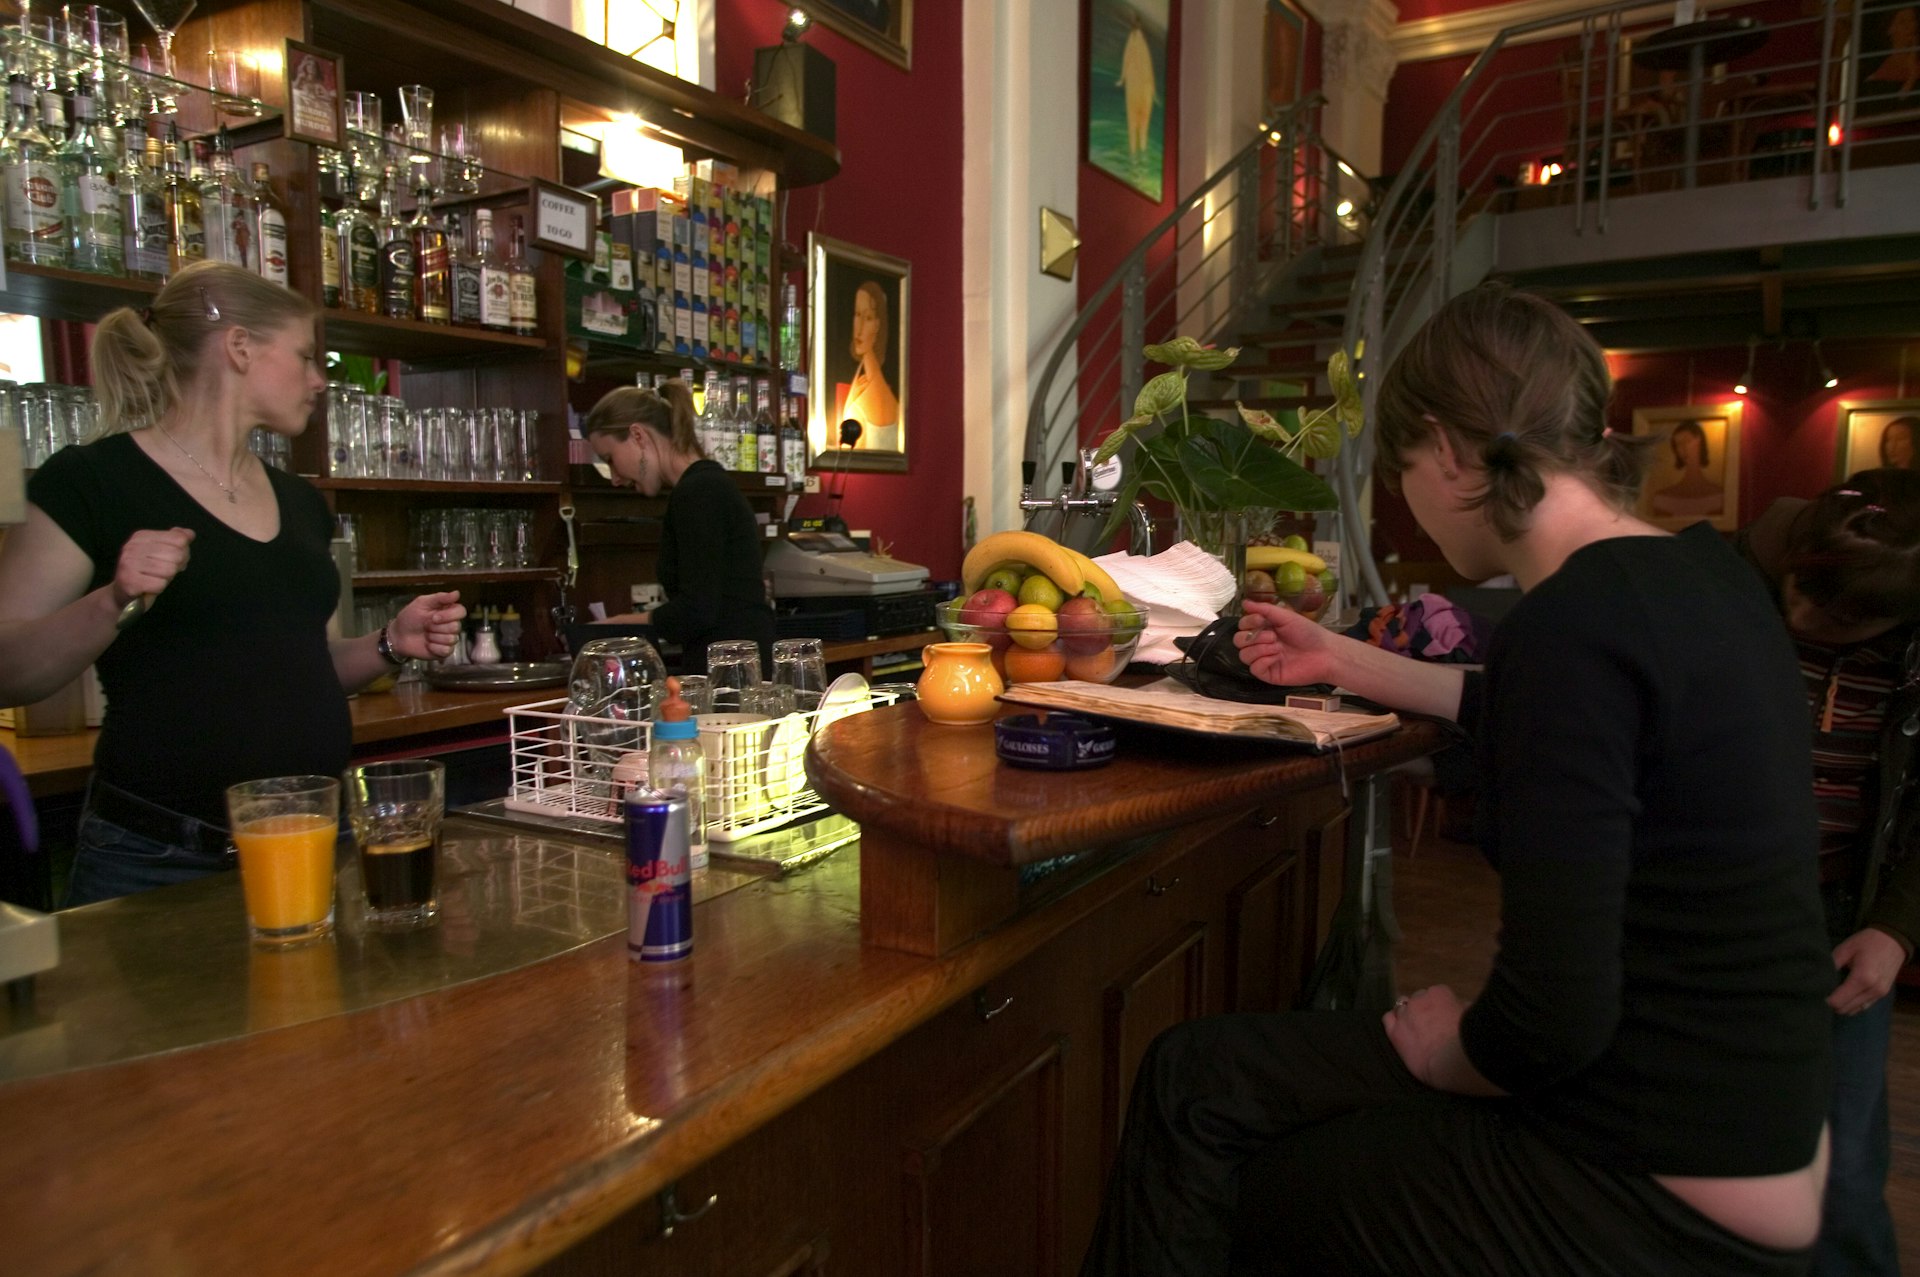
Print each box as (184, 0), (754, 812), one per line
(529, 179), (599, 261)
(1631, 401), (1743, 532)
(1836, 400), (1920, 478)
(283, 40), (345, 150)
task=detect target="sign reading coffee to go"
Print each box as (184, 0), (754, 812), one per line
(529, 179), (599, 260)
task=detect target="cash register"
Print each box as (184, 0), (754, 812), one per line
(765, 531), (930, 598)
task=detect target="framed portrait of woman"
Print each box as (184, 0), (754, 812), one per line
(1837, 400), (1920, 478)
(1631, 402), (1742, 531)
(809, 233), (909, 474)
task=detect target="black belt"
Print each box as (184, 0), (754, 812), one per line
(86, 780), (236, 860)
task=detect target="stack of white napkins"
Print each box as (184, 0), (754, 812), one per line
(1092, 542), (1236, 665)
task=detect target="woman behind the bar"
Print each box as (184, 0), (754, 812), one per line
(0, 261), (465, 907)
(585, 380), (775, 673)
(1735, 468), (1920, 1276)
(1081, 284), (1834, 1276)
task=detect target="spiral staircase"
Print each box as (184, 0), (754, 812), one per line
(1024, 0), (1920, 609)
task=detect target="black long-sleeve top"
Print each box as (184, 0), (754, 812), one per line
(1456, 523), (1832, 1177)
(651, 459), (776, 673)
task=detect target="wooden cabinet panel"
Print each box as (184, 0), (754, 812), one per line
(1226, 850), (1305, 1014)
(1100, 922), (1208, 1167)
(902, 1036), (1066, 1277)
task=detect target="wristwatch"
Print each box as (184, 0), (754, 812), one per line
(376, 625), (406, 666)
(114, 594), (149, 630)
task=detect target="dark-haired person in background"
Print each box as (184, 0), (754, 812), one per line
(1737, 467), (1920, 1277)
(583, 381), (775, 673)
(1880, 417), (1916, 471)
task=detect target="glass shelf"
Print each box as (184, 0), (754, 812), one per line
(2, 28), (274, 127)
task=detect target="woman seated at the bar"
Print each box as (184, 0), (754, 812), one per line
(0, 262), (464, 907)
(1081, 284), (1833, 1276)
(583, 380), (776, 673)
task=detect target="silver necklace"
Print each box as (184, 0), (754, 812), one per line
(155, 423), (242, 504)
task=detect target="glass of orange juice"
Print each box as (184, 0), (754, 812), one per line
(226, 776), (341, 946)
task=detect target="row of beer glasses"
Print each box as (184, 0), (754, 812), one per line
(408, 506), (536, 571)
(7, 382), (99, 467)
(326, 384), (540, 483)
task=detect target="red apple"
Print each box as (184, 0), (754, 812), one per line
(1056, 595), (1114, 654)
(959, 588), (1018, 650)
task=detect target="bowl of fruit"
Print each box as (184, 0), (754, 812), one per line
(1242, 537), (1337, 622)
(944, 531), (1148, 684)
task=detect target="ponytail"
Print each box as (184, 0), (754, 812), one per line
(583, 381), (707, 460)
(89, 260), (316, 435)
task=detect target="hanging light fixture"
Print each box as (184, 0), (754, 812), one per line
(1814, 338), (1838, 390)
(1734, 336), (1757, 396)
(782, 7), (813, 42)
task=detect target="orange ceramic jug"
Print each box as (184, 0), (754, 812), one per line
(916, 642), (1005, 725)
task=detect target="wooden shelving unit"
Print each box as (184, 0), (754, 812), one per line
(353, 567), (559, 588)
(314, 478), (563, 495)
(320, 309), (549, 362)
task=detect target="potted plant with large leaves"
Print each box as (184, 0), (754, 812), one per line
(1094, 336), (1365, 610)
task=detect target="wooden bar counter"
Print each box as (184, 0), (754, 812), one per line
(0, 704), (1444, 1277)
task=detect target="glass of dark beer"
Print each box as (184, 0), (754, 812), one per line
(344, 759), (444, 927)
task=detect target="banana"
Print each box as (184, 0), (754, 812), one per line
(1246, 545), (1327, 574)
(961, 530), (1086, 596)
(1067, 548), (1127, 608)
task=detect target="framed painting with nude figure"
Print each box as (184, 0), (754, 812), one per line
(1632, 402), (1743, 532)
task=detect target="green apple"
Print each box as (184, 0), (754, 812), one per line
(1018, 574), (1066, 611)
(1281, 534), (1309, 552)
(1274, 562), (1308, 596)
(983, 566), (1024, 596)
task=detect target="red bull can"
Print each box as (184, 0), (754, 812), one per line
(626, 789), (693, 962)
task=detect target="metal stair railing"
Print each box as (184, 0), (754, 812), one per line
(1337, 0), (1882, 607)
(1021, 93), (1369, 524)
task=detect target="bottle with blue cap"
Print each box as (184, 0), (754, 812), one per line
(648, 676), (708, 870)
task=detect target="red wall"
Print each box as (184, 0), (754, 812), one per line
(715, 0), (966, 579)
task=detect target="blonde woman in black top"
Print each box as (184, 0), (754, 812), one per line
(1082, 285), (1833, 1275)
(0, 262), (464, 906)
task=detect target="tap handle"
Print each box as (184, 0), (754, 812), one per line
(1061, 461), (1077, 492)
(1021, 459), (1036, 489)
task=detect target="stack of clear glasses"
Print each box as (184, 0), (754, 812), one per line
(326, 384), (540, 483)
(408, 508), (536, 571)
(14, 383), (101, 467)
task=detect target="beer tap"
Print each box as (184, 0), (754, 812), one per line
(1019, 450), (1154, 556)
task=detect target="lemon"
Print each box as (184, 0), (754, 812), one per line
(1006, 603), (1060, 650)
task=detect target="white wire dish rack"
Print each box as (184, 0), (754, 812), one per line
(503, 683), (892, 843)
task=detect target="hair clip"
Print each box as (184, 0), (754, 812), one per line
(1421, 412), (1440, 425)
(1601, 426), (1617, 439)
(1495, 431), (1518, 444)
(199, 287), (221, 323)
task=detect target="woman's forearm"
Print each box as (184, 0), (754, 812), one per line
(331, 631), (395, 693)
(0, 586), (127, 704)
(1330, 636), (1466, 721)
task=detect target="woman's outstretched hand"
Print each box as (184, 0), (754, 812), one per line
(390, 591), (467, 661)
(1234, 599), (1340, 687)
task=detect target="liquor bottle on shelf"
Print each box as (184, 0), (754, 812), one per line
(476, 208), (510, 331)
(733, 376), (756, 474)
(450, 212), (482, 327)
(411, 196), (451, 325)
(58, 84), (120, 275)
(755, 378), (779, 475)
(251, 162), (289, 286)
(377, 185), (414, 320)
(165, 126), (204, 270)
(120, 122), (169, 283)
(318, 168), (342, 308)
(3, 72), (66, 266)
(781, 410), (807, 488)
(779, 282), (802, 374)
(203, 129), (253, 270)
(700, 369), (734, 469)
(338, 184), (379, 314)
(506, 214), (537, 336)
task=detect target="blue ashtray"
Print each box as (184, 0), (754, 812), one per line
(994, 712), (1118, 771)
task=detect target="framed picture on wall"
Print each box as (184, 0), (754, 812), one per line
(283, 40), (344, 149)
(1087, 0), (1170, 201)
(1837, 400), (1920, 477)
(808, 0), (912, 70)
(809, 233), (910, 474)
(1631, 402), (1743, 531)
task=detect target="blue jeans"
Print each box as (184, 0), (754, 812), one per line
(1813, 992), (1900, 1276)
(61, 789), (237, 909)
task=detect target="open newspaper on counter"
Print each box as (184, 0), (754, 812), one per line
(997, 678), (1401, 750)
